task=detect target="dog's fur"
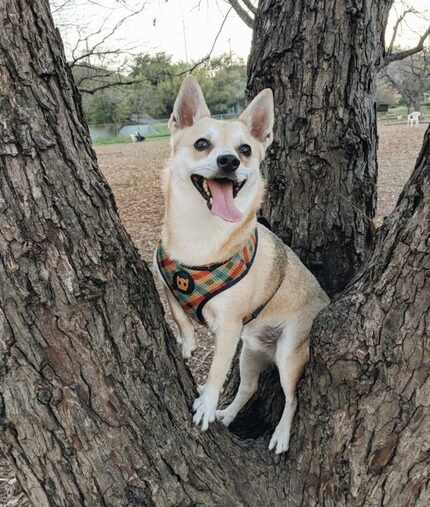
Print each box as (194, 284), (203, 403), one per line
(154, 76), (329, 453)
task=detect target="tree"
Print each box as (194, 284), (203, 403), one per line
(204, 55), (247, 114)
(76, 52), (247, 124)
(382, 1), (430, 67)
(82, 83), (133, 125)
(380, 49), (430, 112)
(230, 0), (430, 296)
(1, 1), (429, 506)
(127, 52), (247, 118)
(51, 0), (146, 94)
(130, 52), (177, 85)
(375, 75), (400, 107)
(242, 0), (395, 295)
(226, 0), (257, 28)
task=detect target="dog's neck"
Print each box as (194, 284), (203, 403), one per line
(162, 186), (259, 267)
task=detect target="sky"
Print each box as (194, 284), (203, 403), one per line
(55, 0), (429, 64)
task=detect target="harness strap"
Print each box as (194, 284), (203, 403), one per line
(242, 272), (284, 325)
(157, 228), (283, 326)
(157, 230), (258, 325)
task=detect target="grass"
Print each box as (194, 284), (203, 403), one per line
(378, 104), (430, 119)
(93, 105), (430, 146)
(92, 123), (170, 146)
(152, 123), (170, 136)
(93, 136), (132, 146)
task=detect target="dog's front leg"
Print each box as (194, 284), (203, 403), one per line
(193, 320), (242, 431)
(164, 288), (197, 359)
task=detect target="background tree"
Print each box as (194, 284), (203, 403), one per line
(0, 1), (428, 506)
(380, 49), (430, 112)
(204, 54), (247, 114)
(130, 52), (247, 117)
(51, 0), (146, 94)
(375, 75), (400, 107)
(81, 86), (131, 126)
(77, 52), (247, 123)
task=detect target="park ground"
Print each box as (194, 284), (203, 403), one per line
(0, 122), (428, 506)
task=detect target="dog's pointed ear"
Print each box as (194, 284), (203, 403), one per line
(239, 89), (274, 148)
(169, 76), (210, 134)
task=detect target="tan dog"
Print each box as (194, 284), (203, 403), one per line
(154, 76), (329, 453)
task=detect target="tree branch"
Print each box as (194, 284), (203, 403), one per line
(382, 24), (430, 67)
(79, 79), (141, 94)
(169, 6), (233, 77)
(70, 6), (144, 67)
(226, 0), (254, 28)
(242, 0), (257, 15)
(387, 9), (412, 55)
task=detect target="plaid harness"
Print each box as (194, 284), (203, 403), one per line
(157, 230), (262, 325)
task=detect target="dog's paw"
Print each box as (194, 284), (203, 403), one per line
(216, 407), (236, 427)
(182, 342), (197, 359)
(192, 387), (218, 431)
(268, 425), (291, 454)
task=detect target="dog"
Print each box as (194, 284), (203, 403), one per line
(154, 76), (329, 453)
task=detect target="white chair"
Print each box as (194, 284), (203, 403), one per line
(408, 111), (421, 127)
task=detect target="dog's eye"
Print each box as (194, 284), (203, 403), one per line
(239, 144), (252, 157)
(194, 138), (210, 151)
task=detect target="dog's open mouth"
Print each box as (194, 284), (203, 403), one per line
(191, 175), (246, 223)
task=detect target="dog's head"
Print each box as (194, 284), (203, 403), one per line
(167, 76), (274, 224)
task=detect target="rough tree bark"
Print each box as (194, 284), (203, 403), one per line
(246, 0), (393, 295)
(0, 2), (288, 506)
(0, 1), (428, 506)
(282, 126), (430, 505)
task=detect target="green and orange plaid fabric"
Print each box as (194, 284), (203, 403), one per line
(157, 230), (258, 325)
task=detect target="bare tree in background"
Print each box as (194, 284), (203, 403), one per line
(382, 1), (430, 66)
(51, 0), (146, 93)
(381, 49), (430, 112)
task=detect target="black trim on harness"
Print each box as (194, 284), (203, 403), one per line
(195, 229), (259, 324)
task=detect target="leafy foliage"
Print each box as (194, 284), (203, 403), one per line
(77, 52), (247, 124)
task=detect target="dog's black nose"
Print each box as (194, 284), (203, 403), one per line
(217, 154), (240, 172)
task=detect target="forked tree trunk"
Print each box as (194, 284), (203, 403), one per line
(246, 0), (393, 295)
(0, 2), (429, 506)
(282, 127), (430, 505)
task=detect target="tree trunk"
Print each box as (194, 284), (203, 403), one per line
(246, 0), (393, 295)
(282, 125), (430, 505)
(0, 2), (286, 505)
(1, 2), (429, 506)
(412, 100), (420, 112)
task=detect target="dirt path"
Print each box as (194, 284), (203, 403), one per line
(376, 123), (427, 220)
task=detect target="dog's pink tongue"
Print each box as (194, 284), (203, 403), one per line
(207, 179), (242, 223)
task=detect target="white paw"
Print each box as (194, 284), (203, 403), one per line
(182, 342), (197, 359)
(268, 425), (291, 454)
(192, 387), (219, 431)
(216, 407), (237, 427)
